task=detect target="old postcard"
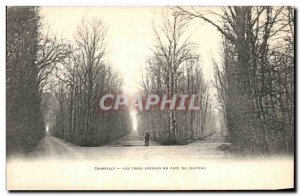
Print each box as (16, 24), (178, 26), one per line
(6, 6), (295, 190)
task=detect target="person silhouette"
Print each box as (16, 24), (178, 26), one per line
(145, 131), (150, 146)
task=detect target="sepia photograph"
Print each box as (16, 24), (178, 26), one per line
(6, 6), (295, 191)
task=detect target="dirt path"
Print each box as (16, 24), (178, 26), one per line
(30, 134), (77, 159)
(29, 132), (231, 160)
(107, 131), (159, 146)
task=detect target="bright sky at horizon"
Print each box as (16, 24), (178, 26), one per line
(40, 7), (222, 97)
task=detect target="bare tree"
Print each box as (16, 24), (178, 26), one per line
(177, 6), (294, 154)
(50, 18), (131, 146)
(138, 11), (210, 144)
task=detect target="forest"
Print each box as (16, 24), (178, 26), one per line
(6, 6), (294, 155)
(7, 7), (131, 153)
(137, 12), (213, 144)
(138, 7), (294, 154)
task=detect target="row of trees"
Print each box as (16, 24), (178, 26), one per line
(177, 6), (294, 154)
(48, 19), (131, 146)
(137, 13), (214, 144)
(7, 7), (45, 154)
(7, 7), (131, 154)
(7, 6), (294, 154)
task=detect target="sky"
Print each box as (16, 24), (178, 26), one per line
(40, 7), (222, 96)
